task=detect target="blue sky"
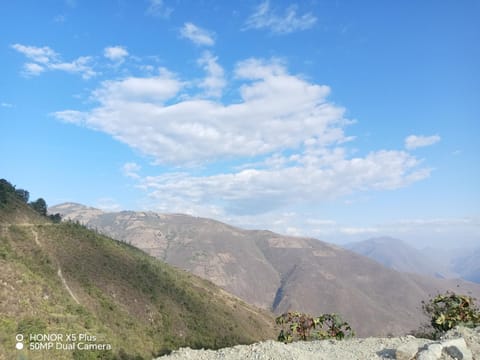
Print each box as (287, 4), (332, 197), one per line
(1, 0), (479, 249)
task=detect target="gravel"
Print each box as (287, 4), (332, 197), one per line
(156, 336), (432, 360)
(156, 327), (480, 360)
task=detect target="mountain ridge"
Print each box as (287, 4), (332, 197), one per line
(453, 247), (480, 283)
(344, 236), (458, 279)
(346, 237), (480, 285)
(50, 202), (480, 337)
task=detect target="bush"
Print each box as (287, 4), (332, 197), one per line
(16, 318), (47, 344)
(422, 291), (480, 337)
(275, 312), (354, 343)
(49, 213), (62, 223)
(30, 198), (47, 216)
(0, 179), (17, 205)
(15, 189), (29, 203)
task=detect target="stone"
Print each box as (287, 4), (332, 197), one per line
(417, 343), (443, 360)
(442, 326), (480, 359)
(396, 341), (420, 360)
(442, 338), (472, 360)
(414, 337), (474, 360)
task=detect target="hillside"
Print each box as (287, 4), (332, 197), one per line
(0, 181), (276, 360)
(51, 203), (480, 337)
(345, 237), (456, 278)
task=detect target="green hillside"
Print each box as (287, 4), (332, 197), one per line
(0, 179), (276, 360)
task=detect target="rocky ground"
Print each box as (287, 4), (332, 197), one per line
(157, 327), (479, 360)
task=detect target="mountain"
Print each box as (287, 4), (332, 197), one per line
(51, 203), (480, 337)
(346, 237), (480, 285)
(0, 181), (276, 360)
(452, 247), (480, 283)
(345, 237), (456, 278)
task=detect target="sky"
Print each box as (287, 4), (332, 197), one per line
(1, 0), (479, 249)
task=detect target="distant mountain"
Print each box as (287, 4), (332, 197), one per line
(452, 247), (480, 283)
(346, 237), (480, 285)
(50, 203), (480, 337)
(345, 237), (456, 278)
(0, 181), (275, 360)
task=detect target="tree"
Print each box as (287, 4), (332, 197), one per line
(15, 189), (30, 203)
(0, 179), (15, 204)
(30, 198), (47, 216)
(48, 213), (62, 223)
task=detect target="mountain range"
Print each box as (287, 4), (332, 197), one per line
(345, 237), (455, 278)
(452, 247), (480, 283)
(345, 237), (479, 284)
(50, 202), (480, 337)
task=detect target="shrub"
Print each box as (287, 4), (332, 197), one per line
(49, 213), (62, 223)
(30, 198), (47, 216)
(422, 291), (480, 336)
(0, 179), (17, 205)
(275, 311), (354, 343)
(16, 318), (47, 345)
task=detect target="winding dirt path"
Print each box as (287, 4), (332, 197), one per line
(4, 223), (82, 305)
(57, 267), (80, 304)
(30, 227), (42, 247)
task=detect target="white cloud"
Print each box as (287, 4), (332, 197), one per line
(180, 22), (215, 46)
(12, 44), (96, 79)
(245, 0), (317, 34)
(235, 214), (479, 250)
(104, 46), (129, 62)
(23, 63), (45, 76)
(305, 219), (337, 226)
(369, 217), (480, 249)
(122, 162), (141, 179)
(52, 110), (85, 124)
(405, 134), (441, 150)
(197, 51), (226, 98)
(54, 57), (433, 219)
(392, 218), (476, 227)
(91, 68), (183, 105)
(340, 227), (379, 235)
(49, 56), (96, 79)
(137, 149), (430, 215)
(12, 44), (58, 64)
(96, 198), (122, 212)
(1, 102), (14, 108)
(146, 0), (173, 18)
(54, 59), (348, 164)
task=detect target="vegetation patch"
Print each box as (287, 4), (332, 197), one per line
(420, 291), (480, 339)
(276, 311), (354, 343)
